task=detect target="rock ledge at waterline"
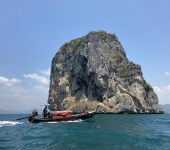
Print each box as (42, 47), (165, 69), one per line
(48, 31), (164, 114)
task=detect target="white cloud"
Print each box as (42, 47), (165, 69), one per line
(153, 85), (170, 104)
(0, 75), (49, 110)
(23, 73), (49, 85)
(0, 76), (22, 86)
(153, 86), (161, 92)
(165, 71), (170, 76)
(0, 83), (49, 110)
(34, 85), (49, 93)
(0, 76), (8, 82)
(39, 69), (50, 75)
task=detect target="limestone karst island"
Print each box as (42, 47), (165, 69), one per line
(48, 31), (164, 114)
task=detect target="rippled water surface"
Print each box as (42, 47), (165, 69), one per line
(0, 114), (170, 150)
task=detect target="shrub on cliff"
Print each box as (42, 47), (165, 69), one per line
(69, 100), (99, 113)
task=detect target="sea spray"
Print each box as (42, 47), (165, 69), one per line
(0, 121), (24, 127)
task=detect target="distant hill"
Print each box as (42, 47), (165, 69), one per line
(159, 104), (170, 114)
(0, 109), (43, 114)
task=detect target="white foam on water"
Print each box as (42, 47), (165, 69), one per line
(65, 119), (82, 123)
(46, 119), (83, 124)
(0, 121), (24, 127)
(47, 122), (59, 124)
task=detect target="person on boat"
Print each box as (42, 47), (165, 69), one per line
(32, 109), (38, 117)
(47, 112), (51, 119)
(43, 106), (48, 119)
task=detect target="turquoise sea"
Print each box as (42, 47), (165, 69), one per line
(0, 114), (170, 150)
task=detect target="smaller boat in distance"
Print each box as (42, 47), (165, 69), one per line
(28, 104), (100, 123)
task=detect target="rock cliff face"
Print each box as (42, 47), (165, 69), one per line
(48, 31), (164, 114)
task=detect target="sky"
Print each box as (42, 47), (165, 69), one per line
(0, 0), (170, 110)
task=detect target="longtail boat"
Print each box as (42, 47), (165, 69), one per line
(27, 104), (100, 123)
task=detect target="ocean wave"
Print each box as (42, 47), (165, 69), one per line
(0, 121), (24, 127)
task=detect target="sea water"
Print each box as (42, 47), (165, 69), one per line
(0, 114), (170, 150)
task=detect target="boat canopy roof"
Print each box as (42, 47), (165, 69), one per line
(50, 110), (72, 114)
(40, 104), (50, 106)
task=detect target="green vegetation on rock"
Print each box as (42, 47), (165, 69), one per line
(62, 38), (82, 49)
(117, 65), (129, 78)
(69, 100), (99, 113)
(143, 80), (153, 93)
(94, 30), (108, 40)
(69, 100), (112, 113)
(113, 54), (123, 64)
